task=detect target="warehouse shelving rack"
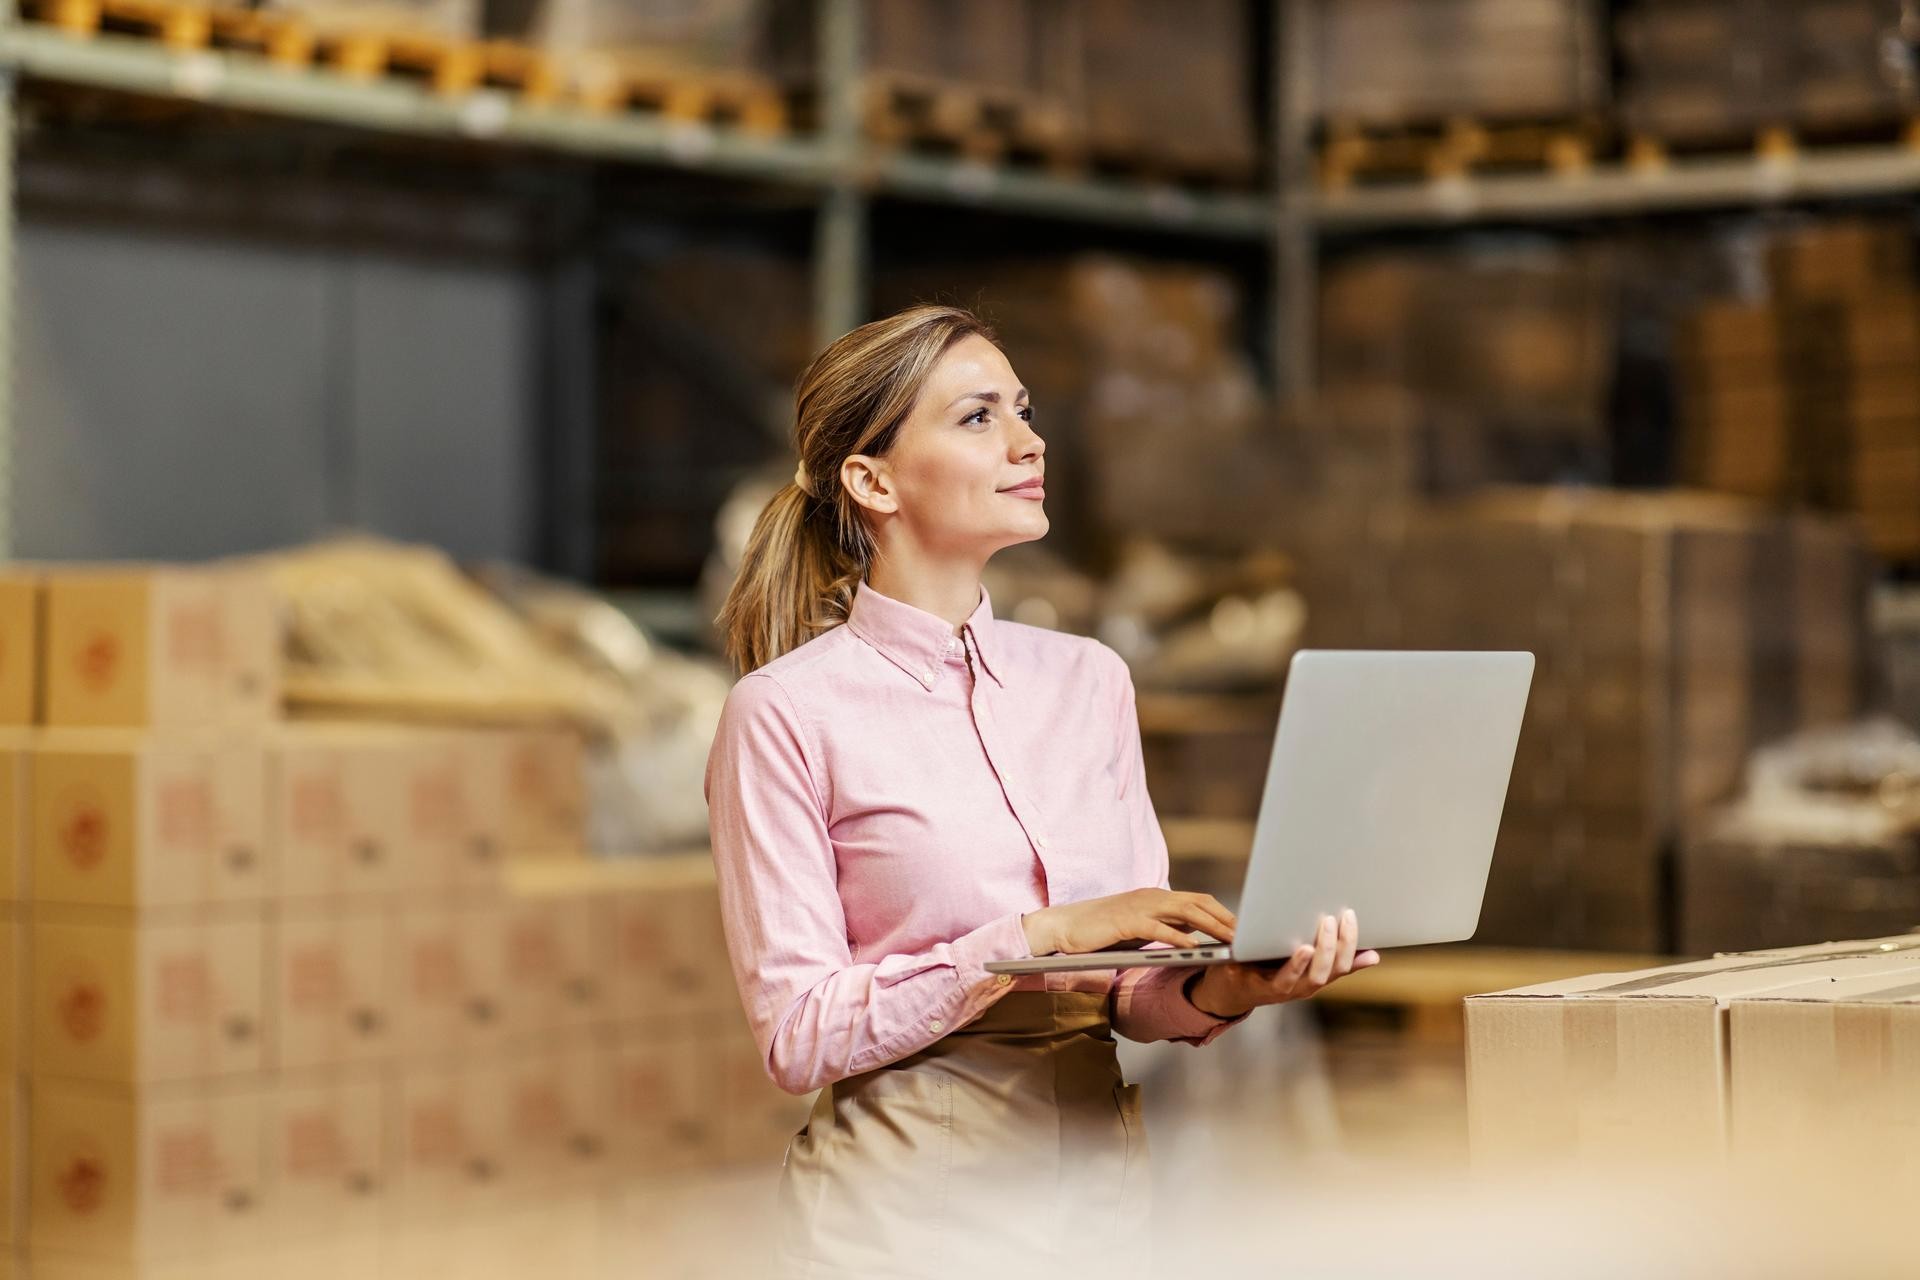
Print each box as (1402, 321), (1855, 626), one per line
(2, 0), (1919, 564)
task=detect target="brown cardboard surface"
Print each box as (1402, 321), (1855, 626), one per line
(1731, 968), (1920, 1182)
(0, 571), (37, 727)
(268, 906), (392, 1072)
(32, 912), (266, 1083)
(0, 732), (26, 902)
(269, 724), (409, 899)
(261, 1072), (386, 1243)
(1466, 948), (1920, 1166)
(30, 1077), (268, 1261)
(30, 731), (270, 909)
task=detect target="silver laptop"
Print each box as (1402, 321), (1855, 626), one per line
(986, 649), (1534, 975)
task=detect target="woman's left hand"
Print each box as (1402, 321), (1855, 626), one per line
(1185, 908), (1380, 1019)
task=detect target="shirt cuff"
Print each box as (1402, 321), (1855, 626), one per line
(1115, 965), (1249, 1046)
(950, 909), (1034, 995)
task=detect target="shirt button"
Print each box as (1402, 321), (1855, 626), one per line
(929, 1018), (945, 1032)
(923, 668), (935, 681)
(996, 974), (1013, 986)
(1036, 837), (1049, 850)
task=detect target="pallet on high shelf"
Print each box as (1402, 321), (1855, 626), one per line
(861, 72), (1075, 166)
(570, 57), (789, 135)
(18, 0), (565, 102)
(320, 29), (559, 101)
(23, 0), (316, 63)
(1623, 114), (1920, 172)
(1316, 115), (1603, 189)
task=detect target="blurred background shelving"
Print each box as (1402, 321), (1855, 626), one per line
(6, 3), (1920, 1270)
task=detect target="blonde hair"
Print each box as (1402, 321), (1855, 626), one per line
(717, 304), (997, 675)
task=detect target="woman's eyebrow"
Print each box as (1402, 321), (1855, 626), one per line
(947, 388), (1031, 409)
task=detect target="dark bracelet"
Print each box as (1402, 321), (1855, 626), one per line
(1183, 969), (1243, 1022)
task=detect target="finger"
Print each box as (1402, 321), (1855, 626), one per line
(1334, 908), (1358, 977)
(1308, 915), (1337, 986)
(1353, 949), (1382, 970)
(1145, 923), (1202, 950)
(1265, 944), (1314, 999)
(1172, 900), (1235, 941)
(1188, 892), (1238, 933)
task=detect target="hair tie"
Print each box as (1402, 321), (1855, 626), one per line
(793, 459), (813, 499)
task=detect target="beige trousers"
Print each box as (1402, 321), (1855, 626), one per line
(770, 992), (1155, 1280)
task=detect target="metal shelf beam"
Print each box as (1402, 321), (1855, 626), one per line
(1313, 146), (1920, 230)
(0, 24), (1275, 239)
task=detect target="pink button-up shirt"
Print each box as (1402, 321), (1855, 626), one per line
(705, 577), (1242, 1096)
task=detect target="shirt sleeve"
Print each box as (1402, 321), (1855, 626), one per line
(704, 671), (1033, 1095)
(1098, 644), (1249, 1048)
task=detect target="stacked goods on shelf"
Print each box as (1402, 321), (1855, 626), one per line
(1465, 935), (1920, 1169)
(603, 247), (814, 584)
(1677, 721), (1920, 954)
(1312, 0), (1606, 181)
(879, 253), (1278, 560)
(1677, 219), (1920, 561)
(1277, 489), (1869, 952)
(1073, 0), (1257, 178)
(1618, 0), (1918, 145)
(759, 0), (1080, 157)
(1317, 244), (1619, 490)
(488, 0), (764, 69)
(4, 561), (800, 1275)
(258, 0), (478, 41)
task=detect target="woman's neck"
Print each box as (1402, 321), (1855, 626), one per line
(864, 560), (984, 633)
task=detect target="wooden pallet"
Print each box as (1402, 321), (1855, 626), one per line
(28, 0), (317, 62)
(320, 31), (557, 102)
(572, 58), (787, 134)
(1625, 117), (1920, 172)
(862, 73), (1074, 165)
(1318, 117), (1600, 189)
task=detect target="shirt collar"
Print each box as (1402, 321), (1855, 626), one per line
(847, 578), (1007, 692)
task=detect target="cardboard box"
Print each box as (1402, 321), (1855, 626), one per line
(404, 730), (502, 894)
(498, 728), (587, 855)
(388, 1059), (515, 1219)
(0, 913), (17, 1073)
(388, 903), (506, 1059)
(30, 1077), (267, 1261)
(493, 1042), (608, 1191)
(0, 570), (37, 726)
(606, 1025), (723, 1176)
(602, 882), (730, 1025)
(494, 898), (603, 1038)
(32, 912), (266, 1083)
(261, 1073), (385, 1242)
(0, 732), (26, 902)
(269, 725), (408, 899)
(31, 733), (269, 908)
(42, 566), (275, 729)
(1731, 967), (1920, 1179)
(1678, 825), (1920, 957)
(268, 907), (392, 1071)
(1465, 946), (1920, 1167)
(0, 1072), (18, 1247)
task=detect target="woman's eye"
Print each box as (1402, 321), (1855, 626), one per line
(1018, 406), (1033, 422)
(963, 408), (989, 425)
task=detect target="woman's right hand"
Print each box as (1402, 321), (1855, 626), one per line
(1022, 889), (1237, 957)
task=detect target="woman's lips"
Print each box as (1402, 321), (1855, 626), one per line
(1003, 486), (1045, 500)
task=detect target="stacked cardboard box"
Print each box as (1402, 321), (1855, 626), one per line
(1466, 935), (1920, 1170)
(1318, 245), (1619, 489)
(1281, 489), (1868, 953)
(487, 0), (766, 74)
(1618, 0), (1916, 143)
(1, 562), (802, 1275)
(1678, 824), (1920, 956)
(1678, 220), (1920, 561)
(1074, 0), (1257, 177)
(1313, 0), (1606, 126)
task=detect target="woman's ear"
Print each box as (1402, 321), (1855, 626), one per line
(842, 455), (899, 516)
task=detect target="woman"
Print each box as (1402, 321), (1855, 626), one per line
(705, 305), (1380, 1278)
